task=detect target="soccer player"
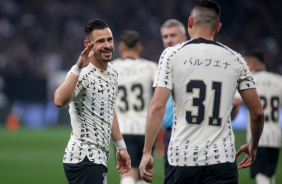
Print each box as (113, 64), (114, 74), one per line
(160, 19), (187, 172)
(139, 1), (264, 183)
(242, 49), (281, 184)
(54, 19), (131, 184)
(113, 30), (157, 184)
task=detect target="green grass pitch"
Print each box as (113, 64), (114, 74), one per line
(0, 126), (281, 184)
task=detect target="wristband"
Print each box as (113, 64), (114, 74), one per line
(71, 65), (82, 75)
(113, 139), (126, 150)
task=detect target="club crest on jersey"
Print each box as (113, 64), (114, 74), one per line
(212, 119), (218, 124)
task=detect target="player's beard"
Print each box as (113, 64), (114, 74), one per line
(96, 48), (114, 63)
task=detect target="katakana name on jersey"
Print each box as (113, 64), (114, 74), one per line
(154, 38), (255, 166)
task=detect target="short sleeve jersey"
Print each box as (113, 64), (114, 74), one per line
(63, 62), (118, 167)
(246, 71), (282, 148)
(113, 58), (157, 135)
(154, 38), (255, 166)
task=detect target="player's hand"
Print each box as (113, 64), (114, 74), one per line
(116, 149), (131, 174)
(236, 140), (257, 169)
(76, 42), (95, 68)
(139, 152), (154, 183)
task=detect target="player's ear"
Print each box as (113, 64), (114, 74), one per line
(118, 43), (123, 54)
(188, 16), (193, 29)
(215, 22), (222, 34)
(84, 40), (89, 47)
(138, 43), (143, 53)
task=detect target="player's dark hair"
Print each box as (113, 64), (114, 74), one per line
(119, 30), (140, 48)
(84, 19), (108, 41)
(243, 49), (265, 63)
(191, 0), (221, 30)
(195, 0), (221, 16)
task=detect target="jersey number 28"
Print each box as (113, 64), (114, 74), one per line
(259, 95), (280, 123)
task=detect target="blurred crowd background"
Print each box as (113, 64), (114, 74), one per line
(0, 0), (282, 128)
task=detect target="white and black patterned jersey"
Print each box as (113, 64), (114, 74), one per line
(113, 58), (157, 135)
(246, 71), (282, 148)
(63, 62), (118, 167)
(153, 38), (255, 167)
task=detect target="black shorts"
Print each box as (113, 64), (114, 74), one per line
(164, 161), (238, 184)
(63, 156), (108, 184)
(121, 134), (145, 168)
(250, 147), (280, 178)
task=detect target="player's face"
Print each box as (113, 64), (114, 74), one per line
(91, 28), (114, 62)
(161, 26), (186, 48)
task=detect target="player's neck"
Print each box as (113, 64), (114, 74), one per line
(121, 52), (139, 59)
(190, 29), (215, 41)
(191, 34), (214, 41)
(91, 59), (108, 71)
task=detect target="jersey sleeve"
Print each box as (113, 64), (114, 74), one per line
(237, 55), (256, 91)
(153, 48), (174, 90)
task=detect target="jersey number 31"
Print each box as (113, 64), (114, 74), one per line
(186, 80), (222, 126)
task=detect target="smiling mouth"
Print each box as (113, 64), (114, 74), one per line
(103, 52), (112, 56)
(101, 50), (112, 58)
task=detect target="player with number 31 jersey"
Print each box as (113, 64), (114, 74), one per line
(154, 39), (256, 167)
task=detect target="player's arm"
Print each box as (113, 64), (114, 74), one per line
(111, 109), (131, 174)
(54, 73), (78, 108)
(144, 87), (170, 153)
(236, 88), (264, 169)
(139, 87), (171, 183)
(54, 42), (94, 108)
(111, 109), (124, 142)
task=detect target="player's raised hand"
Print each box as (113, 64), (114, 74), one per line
(139, 152), (154, 183)
(76, 42), (95, 68)
(116, 149), (131, 174)
(236, 140), (257, 169)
